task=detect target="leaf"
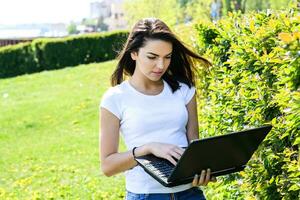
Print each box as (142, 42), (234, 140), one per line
(250, 20), (255, 32)
(293, 32), (300, 39)
(288, 184), (300, 191)
(278, 32), (294, 43)
(293, 137), (300, 145)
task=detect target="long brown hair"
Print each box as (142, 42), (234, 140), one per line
(111, 18), (211, 92)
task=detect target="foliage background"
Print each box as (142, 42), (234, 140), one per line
(194, 7), (300, 200)
(0, 0), (299, 199)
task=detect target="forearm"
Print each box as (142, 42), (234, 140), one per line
(186, 121), (199, 143)
(187, 131), (199, 143)
(101, 145), (150, 177)
(186, 95), (199, 143)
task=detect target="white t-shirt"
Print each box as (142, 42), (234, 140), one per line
(100, 79), (196, 194)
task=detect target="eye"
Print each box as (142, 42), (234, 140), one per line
(147, 56), (156, 59)
(165, 56), (172, 59)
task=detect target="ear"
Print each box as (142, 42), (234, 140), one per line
(130, 51), (138, 61)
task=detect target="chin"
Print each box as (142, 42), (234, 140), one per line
(148, 76), (163, 82)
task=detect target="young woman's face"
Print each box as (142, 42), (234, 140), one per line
(131, 39), (173, 82)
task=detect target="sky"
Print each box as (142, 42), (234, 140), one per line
(0, 0), (94, 25)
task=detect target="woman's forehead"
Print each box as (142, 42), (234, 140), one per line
(140, 39), (173, 55)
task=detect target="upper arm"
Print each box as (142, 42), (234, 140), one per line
(99, 107), (120, 163)
(186, 94), (199, 143)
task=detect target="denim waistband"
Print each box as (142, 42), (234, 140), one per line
(125, 187), (206, 200)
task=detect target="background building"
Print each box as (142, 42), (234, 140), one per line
(90, 1), (111, 19)
(90, 0), (127, 31)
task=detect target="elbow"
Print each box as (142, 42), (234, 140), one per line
(101, 163), (114, 177)
(102, 169), (113, 177)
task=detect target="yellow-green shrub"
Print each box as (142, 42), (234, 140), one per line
(195, 8), (299, 200)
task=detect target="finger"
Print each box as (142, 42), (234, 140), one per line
(192, 174), (199, 186)
(174, 147), (185, 155)
(169, 150), (182, 161)
(169, 146), (184, 157)
(198, 170), (206, 185)
(211, 176), (217, 182)
(204, 168), (211, 185)
(165, 155), (177, 166)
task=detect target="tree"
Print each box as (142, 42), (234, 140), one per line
(123, 0), (183, 28)
(245, 0), (292, 11)
(67, 22), (78, 35)
(184, 0), (212, 22)
(222, 0), (293, 14)
(96, 16), (108, 32)
(223, 0), (247, 13)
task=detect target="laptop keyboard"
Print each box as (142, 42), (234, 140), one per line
(144, 160), (174, 180)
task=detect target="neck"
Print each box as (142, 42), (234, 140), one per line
(130, 75), (163, 89)
(129, 75), (164, 95)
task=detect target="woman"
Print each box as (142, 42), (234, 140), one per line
(100, 18), (216, 200)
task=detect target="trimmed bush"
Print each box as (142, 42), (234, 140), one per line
(195, 8), (299, 200)
(0, 42), (37, 78)
(0, 31), (129, 78)
(32, 31), (128, 70)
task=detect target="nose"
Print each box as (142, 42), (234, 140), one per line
(156, 58), (164, 69)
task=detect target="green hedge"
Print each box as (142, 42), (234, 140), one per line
(0, 42), (37, 77)
(0, 31), (129, 78)
(195, 8), (299, 200)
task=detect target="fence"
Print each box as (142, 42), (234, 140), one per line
(0, 38), (34, 47)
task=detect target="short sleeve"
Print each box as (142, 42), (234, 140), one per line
(179, 82), (196, 105)
(100, 88), (121, 119)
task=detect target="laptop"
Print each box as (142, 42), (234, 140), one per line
(134, 125), (272, 187)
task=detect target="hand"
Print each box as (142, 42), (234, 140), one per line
(147, 142), (185, 166)
(192, 168), (217, 186)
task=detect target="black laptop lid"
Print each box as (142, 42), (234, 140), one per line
(168, 125), (272, 182)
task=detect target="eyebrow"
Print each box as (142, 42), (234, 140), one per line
(147, 52), (172, 57)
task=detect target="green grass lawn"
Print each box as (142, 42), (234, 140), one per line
(0, 61), (126, 199)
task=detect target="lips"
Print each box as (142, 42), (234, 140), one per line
(152, 71), (163, 75)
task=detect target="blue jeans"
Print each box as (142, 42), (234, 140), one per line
(125, 187), (206, 200)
